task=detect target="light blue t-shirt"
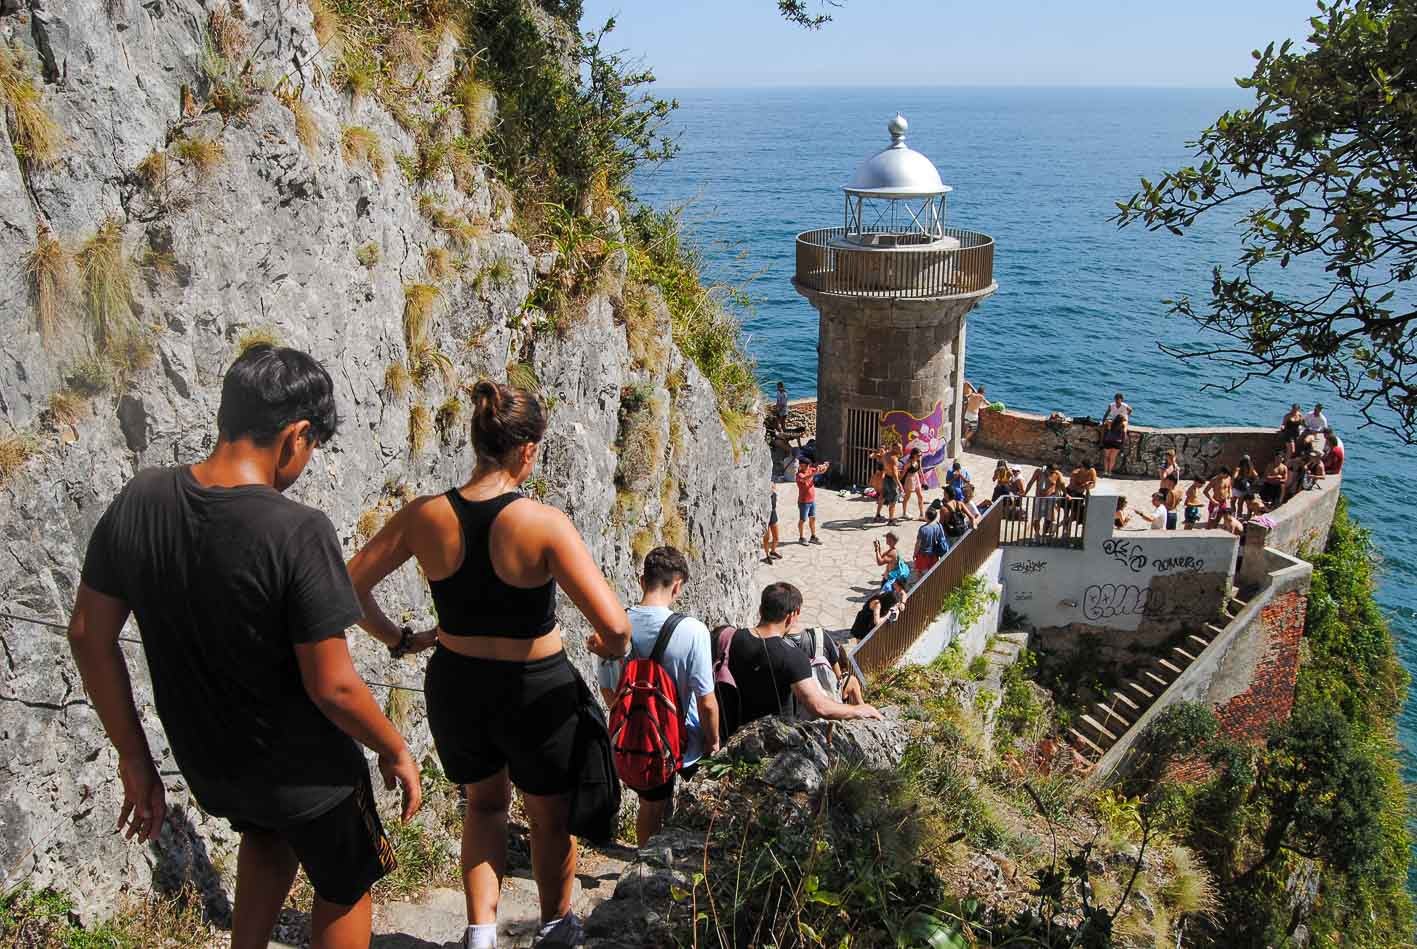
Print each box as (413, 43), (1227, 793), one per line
(596, 605), (715, 766)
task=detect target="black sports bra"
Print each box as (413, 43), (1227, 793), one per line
(428, 490), (557, 639)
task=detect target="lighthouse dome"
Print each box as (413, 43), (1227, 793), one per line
(845, 113), (951, 197)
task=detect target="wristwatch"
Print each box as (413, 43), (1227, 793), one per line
(389, 625), (414, 659)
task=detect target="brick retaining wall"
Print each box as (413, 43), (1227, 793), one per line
(1212, 589), (1306, 744)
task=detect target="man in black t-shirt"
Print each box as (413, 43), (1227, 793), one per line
(728, 583), (882, 730)
(68, 345), (422, 949)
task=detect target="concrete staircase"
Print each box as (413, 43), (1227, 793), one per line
(1065, 592), (1248, 766)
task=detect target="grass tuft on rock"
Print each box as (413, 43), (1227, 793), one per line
(279, 92), (320, 154)
(172, 135), (225, 175)
(46, 389), (86, 429)
(26, 231), (72, 343)
(0, 884), (216, 947)
(384, 360), (411, 399)
(505, 361), (538, 394)
(236, 326), (282, 355)
(0, 45), (63, 166)
(408, 402), (432, 453)
(425, 246), (454, 281)
(0, 434), (35, 482)
(208, 7), (248, 60)
(135, 150), (167, 190)
(402, 283), (441, 347)
(356, 242), (381, 268)
(453, 68), (495, 140)
(340, 125), (386, 178)
(435, 394), (462, 445)
(76, 217), (136, 350)
(410, 340), (455, 391)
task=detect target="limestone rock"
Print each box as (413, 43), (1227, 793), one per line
(0, 0), (767, 919)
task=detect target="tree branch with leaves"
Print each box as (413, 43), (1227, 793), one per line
(1114, 0), (1417, 442)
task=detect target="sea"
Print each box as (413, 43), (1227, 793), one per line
(633, 87), (1417, 778)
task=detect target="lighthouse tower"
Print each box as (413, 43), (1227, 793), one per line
(793, 114), (997, 487)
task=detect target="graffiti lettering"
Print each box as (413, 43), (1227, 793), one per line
(1009, 560), (1048, 575)
(1152, 556), (1205, 574)
(1101, 538), (1147, 573)
(1083, 583), (1164, 620)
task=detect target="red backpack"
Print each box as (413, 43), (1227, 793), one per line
(608, 614), (688, 792)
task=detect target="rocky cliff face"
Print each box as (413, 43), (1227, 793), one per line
(0, 0), (766, 914)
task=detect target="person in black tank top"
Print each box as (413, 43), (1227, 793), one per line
(349, 381), (631, 949)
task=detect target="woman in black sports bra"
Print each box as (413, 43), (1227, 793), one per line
(348, 380), (630, 948)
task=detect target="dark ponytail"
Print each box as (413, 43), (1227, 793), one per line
(470, 379), (546, 463)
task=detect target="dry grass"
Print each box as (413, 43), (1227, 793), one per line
(624, 283), (667, 369)
(340, 48), (381, 100)
(384, 686), (414, 730)
(453, 68), (495, 140)
(106, 331), (156, 384)
(0, 45), (63, 166)
(172, 135), (225, 175)
(309, 0), (342, 48)
(425, 246), (454, 281)
(341, 125), (386, 178)
(236, 326), (282, 355)
(75, 217), (136, 349)
(662, 506), (688, 551)
(384, 360), (411, 399)
(417, 196), (488, 246)
(285, 94), (319, 154)
(356, 505), (388, 540)
(356, 242), (381, 268)
(402, 283), (441, 347)
(631, 526), (656, 562)
(0, 434), (35, 481)
(410, 339), (455, 391)
(408, 402), (432, 453)
(26, 231), (71, 343)
(721, 408), (758, 461)
(434, 394), (462, 445)
(1161, 844), (1217, 917)
(506, 361), (538, 394)
(135, 150), (167, 189)
(385, 27), (428, 72)
(46, 389), (86, 428)
(208, 7), (248, 60)
(66, 355), (112, 395)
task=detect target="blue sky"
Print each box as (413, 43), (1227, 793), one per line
(578, 0), (1314, 88)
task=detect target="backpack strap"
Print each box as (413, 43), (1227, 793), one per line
(649, 613), (686, 665)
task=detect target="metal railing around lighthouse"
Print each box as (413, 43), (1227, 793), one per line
(794, 227), (995, 298)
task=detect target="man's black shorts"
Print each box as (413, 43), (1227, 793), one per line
(229, 769), (395, 905)
(638, 763), (700, 803)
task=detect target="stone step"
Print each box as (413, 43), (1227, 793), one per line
(1156, 658), (1184, 680)
(1142, 670), (1170, 692)
(1110, 690), (1143, 715)
(1187, 634), (1212, 652)
(1229, 596), (1248, 613)
(1203, 622), (1228, 639)
(1094, 702), (1134, 731)
(1127, 681), (1156, 703)
(1172, 646), (1197, 664)
(1067, 727), (1106, 759)
(996, 630), (1030, 647)
(1078, 713), (1119, 746)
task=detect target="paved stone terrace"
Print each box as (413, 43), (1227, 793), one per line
(756, 447), (1164, 637)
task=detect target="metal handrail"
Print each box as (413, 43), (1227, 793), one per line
(998, 493), (1088, 550)
(794, 226), (996, 299)
(850, 502), (1004, 680)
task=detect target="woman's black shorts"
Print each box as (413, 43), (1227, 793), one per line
(425, 646), (581, 795)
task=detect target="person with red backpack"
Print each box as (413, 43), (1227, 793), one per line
(598, 547), (719, 846)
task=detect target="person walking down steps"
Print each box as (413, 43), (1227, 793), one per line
(349, 380), (632, 949)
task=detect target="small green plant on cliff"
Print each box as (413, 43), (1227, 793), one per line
(938, 573), (998, 631)
(356, 242), (381, 268)
(0, 883), (215, 947)
(0, 44), (63, 167)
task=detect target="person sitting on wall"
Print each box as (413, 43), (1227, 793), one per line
(1114, 496), (1134, 529)
(1305, 402), (1329, 436)
(913, 506), (949, 574)
(1260, 449), (1288, 509)
(1064, 459), (1098, 528)
(1322, 428), (1345, 474)
(1299, 450), (1327, 492)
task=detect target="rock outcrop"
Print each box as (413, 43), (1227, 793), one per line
(0, 0), (766, 915)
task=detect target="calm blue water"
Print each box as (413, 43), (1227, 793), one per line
(635, 87), (1417, 773)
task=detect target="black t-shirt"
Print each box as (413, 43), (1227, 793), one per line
(728, 628), (813, 725)
(81, 467), (365, 828)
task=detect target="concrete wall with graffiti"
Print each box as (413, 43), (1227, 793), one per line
(997, 494), (1239, 644)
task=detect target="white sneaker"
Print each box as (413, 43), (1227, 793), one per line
(534, 912), (584, 948)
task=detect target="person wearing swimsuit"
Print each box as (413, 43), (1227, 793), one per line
(1183, 477), (1205, 529)
(1233, 454), (1260, 518)
(1158, 448), (1180, 491)
(348, 381), (631, 949)
(1204, 467), (1235, 529)
(1260, 449), (1288, 508)
(1101, 414), (1127, 475)
(875, 446), (903, 525)
(901, 447), (927, 520)
(1280, 403), (1305, 456)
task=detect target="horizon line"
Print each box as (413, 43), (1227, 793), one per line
(650, 81), (1243, 92)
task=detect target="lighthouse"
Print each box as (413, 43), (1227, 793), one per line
(793, 114), (997, 487)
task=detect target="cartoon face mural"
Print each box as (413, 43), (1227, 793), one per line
(880, 401), (947, 488)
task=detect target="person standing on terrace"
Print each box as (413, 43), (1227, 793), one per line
(1158, 448), (1180, 489)
(1204, 467), (1235, 528)
(913, 506), (949, 573)
(963, 383), (988, 447)
(1305, 402), (1329, 436)
(901, 447), (927, 520)
(1183, 476), (1206, 529)
(1233, 455), (1261, 519)
(795, 458), (831, 544)
(872, 445), (903, 525)
(1322, 428), (1345, 474)
(1280, 403), (1305, 456)
(761, 481), (781, 565)
(1100, 413), (1128, 475)
(348, 380), (632, 949)
(1065, 459), (1098, 526)
(773, 382), (789, 431)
